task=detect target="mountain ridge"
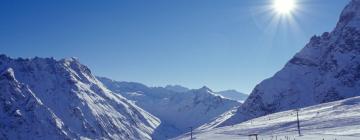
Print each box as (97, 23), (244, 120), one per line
(97, 77), (241, 139)
(0, 55), (161, 140)
(214, 0), (360, 128)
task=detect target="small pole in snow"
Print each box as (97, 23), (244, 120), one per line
(296, 109), (301, 136)
(190, 127), (193, 140)
(248, 134), (258, 140)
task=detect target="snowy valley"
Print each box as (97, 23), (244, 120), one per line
(175, 0), (360, 139)
(1, 0), (360, 140)
(0, 55), (243, 139)
(98, 77), (241, 139)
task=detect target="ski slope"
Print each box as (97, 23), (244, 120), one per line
(175, 96), (360, 140)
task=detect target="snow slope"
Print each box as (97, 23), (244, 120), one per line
(175, 96), (360, 140)
(0, 55), (160, 140)
(217, 0), (360, 127)
(97, 77), (240, 139)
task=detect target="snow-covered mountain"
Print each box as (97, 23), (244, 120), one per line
(164, 85), (190, 93)
(0, 55), (160, 140)
(175, 96), (360, 140)
(216, 0), (360, 127)
(97, 77), (241, 139)
(215, 90), (248, 102)
(165, 85), (248, 102)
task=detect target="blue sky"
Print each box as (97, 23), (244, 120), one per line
(0, 0), (350, 94)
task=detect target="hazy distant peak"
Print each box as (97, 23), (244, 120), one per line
(164, 85), (190, 93)
(197, 86), (213, 93)
(215, 90), (248, 102)
(219, 89), (239, 93)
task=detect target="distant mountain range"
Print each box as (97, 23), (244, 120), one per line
(164, 85), (248, 102)
(164, 85), (190, 93)
(97, 77), (241, 139)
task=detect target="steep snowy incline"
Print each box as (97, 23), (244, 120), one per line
(97, 77), (240, 139)
(0, 68), (69, 139)
(175, 96), (360, 140)
(216, 0), (360, 127)
(0, 55), (160, 140)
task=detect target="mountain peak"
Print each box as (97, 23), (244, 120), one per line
(0, 56), (160, 140)
(213, 0), (360, 128)
(336, 0), (360, 29)
(198, 86), (212, 92)
(0, 54), (9, 59)
(0, 68), (16, 81)
(61, 57), (79, 63)
(220, 89), (238, 93)
(164, 85), (190, 93)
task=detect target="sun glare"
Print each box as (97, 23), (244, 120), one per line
(250, 0), (303, 45)
(273, 0), (296, 15)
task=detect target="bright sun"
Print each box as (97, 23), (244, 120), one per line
(273, 0), (297, 14)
